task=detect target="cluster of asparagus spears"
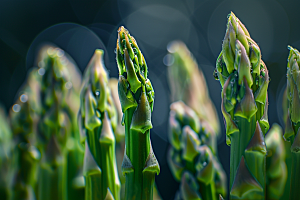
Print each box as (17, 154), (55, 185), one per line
(166, 41), (226, 200)
(0, 12), (298, 200)
(211, 12), (294, 200)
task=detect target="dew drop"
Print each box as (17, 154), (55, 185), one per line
(65, 81), (72, 89)
(57, 49), (64, 57)
(20, 94), (28, 103)
(163, 54), (174, 67)
(38, 68), (45, 76)
(13, 104), (21, 112)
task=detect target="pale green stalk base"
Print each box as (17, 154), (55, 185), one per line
(66, 142), (85, 200)
(199, 182), (216, 200)
(38, 164), (63, 200)
(86, 127), (120, 200)
(85, 175), (102, 199)
(124, 107), (153, 200)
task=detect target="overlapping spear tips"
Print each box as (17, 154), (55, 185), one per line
(37, 45), (83, 142)
(265, 124), (287, 199)
(10, 69), (41, 141)
(286, 45), (300, 126)
(37, 47), (71, 116)
(169, 101), (220, 154)
(116, 26), (148, 89)
(80, 49), (120, 200)
(168, 101), (227, 199)
(116, 26), (155, 119)
(79, 49), (114, 130)
(166, 41), (220, 134)
(217, 12), (263, 89)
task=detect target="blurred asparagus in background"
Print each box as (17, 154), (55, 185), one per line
(37, 46), (84, 200)
(214, 12), (269, 199)
(108, 78), (126, 199)
(109, 78), (125, 143)
(0, 104), (13, 200)
(283, 45), (300, 200)
(265, 124), (287, 200)
(10, 68), (41, 200)
(116, 26), (159, 200)
(168, 101), (226, 200)
(166, 41), (220, 134)
(79, 49), (120, 200)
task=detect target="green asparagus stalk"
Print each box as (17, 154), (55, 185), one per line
(283, 45), (300, 200)
(214, 12), (269, 199)
(37, 45), (85, 200)
(0, 104), (13, 200)
(265, 124), (287, 200)
(168, 101), (226, 200)
(110, 78), (164, 200)
(107, 79), (162, 200)
(116, 26), (160, 200)
(37, 46), (76, 200)
(10, 68), (41, 200)
(166, 41), (220, 135)
(79, 49), (120, 200)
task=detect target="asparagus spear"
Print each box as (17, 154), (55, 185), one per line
(168, 101), (226, 200)
(37, 45), (85, 200)
(10, 68), (41, 200)
(116, 26), (159, 200)
(37, 46), (77, 200)
(284, 45), (300, 200)
(265, 124), (287, 200)
(214, 12), (269, 199)
(0, 104), (13, 200)
(79, 49), (120, 200)
(166, 41), (220, 135)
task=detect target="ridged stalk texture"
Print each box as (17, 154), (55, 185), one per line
(214, 12), (269, 199)
(78, 49), (120, 200)
(283, 45), (300, 200)
(0, 104), (13, 200)
(168, 101), (226, 200)
(265, 124), (287, 200)
(166, 41), (220, 135)
(10, 69), (41, 200)
(116, 26), (160, 200)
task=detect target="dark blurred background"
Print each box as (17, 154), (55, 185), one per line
(0, 0), (298, 199)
